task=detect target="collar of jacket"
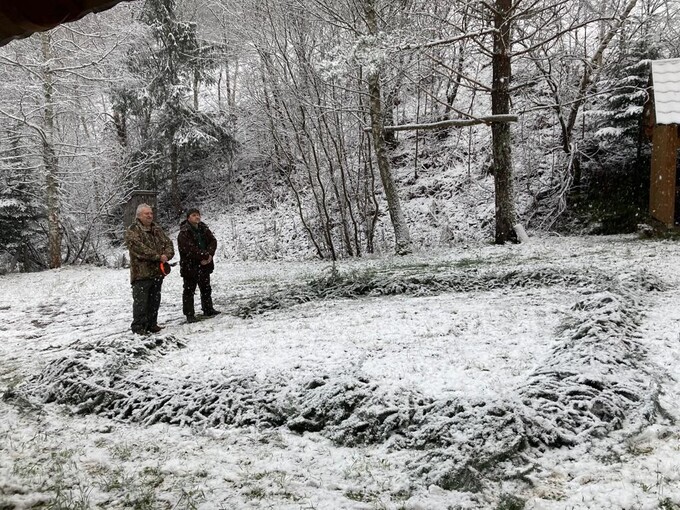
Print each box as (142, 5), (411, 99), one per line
(180, 220), (204, 231)
(135, 218), (156, 231)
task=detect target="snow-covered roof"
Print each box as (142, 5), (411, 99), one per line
(651, 58), (680, 124)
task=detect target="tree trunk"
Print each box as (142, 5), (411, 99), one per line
(363, 141), (380, 254)
(112, 109), (127, 147)
(217, 68), (223, 112)
(41, 32), (62, 268)
(170, 139), (181, 218)
(193, 70), (199, 110)
(358, 67), (379, 255)
(490, 0), (518, 244)
(383, 86), (398, 148)
(364, 0), (411, 255)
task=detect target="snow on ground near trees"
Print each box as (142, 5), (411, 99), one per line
(1, 234), (680, 509)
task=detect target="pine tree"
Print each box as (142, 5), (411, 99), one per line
(594, 39), (661, 164)
(568, 37), (662, 233)
(110, 0), (234, 219)
(0, 129), (45, 272)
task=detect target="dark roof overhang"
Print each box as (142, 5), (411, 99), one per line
(0, 0), (135, 47)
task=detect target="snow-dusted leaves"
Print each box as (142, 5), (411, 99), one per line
(236, 264), (611, 317)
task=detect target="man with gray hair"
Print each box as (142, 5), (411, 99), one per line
(124, 203), (175, 334)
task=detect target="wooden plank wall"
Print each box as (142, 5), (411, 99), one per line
(649, 125), (679, 225)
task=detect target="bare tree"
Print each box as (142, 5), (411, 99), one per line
(362, 0), (412, 254)
(488, 0), (519, 243)
(238, 0), (406, 257)
(0, 6), (142, 267)
(40, 32), (62, 268)
(514, 0), (647, 226)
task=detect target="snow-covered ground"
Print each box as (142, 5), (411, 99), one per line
(1, 234), (680, 509)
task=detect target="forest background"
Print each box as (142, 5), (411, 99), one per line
(0, 0), (678, 271)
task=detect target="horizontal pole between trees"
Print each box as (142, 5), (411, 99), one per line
(365, 114), (518, 133)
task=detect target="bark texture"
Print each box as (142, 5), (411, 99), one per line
(364, 0), (411, 255)
(41, 32), (62, 268)
(491, 0), (518, 244)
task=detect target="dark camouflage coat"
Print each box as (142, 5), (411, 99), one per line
(177, 220), (217, 279)
(125, 220), (175, 283)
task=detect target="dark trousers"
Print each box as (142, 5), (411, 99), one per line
(131, 278), (163, 333)
(182, 270), (213, 317)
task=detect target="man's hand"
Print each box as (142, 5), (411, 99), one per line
(160, 255), (168, 263)
(200, 254), (212, 266)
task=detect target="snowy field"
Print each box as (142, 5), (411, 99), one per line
(1, 234), (680, 509)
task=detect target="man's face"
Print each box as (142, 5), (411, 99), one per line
(188, 212), (201, 226)
(138, 207), (153, 227)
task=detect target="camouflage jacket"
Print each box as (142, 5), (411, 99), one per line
(125, 220), (175, 283)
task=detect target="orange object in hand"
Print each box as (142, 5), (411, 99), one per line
(160, 261), (171, 276)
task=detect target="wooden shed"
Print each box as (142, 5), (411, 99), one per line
(123, 191), (158, 228)
(646, 58), (680, 226)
